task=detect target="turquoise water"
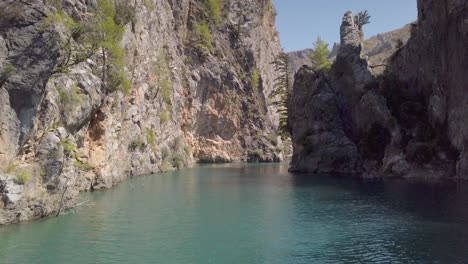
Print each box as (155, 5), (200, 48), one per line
(1, 164), (467, 263)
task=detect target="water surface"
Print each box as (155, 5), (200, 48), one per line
(1, 164), (467, 263)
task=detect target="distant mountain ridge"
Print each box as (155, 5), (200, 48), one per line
(287, 24), (413, 84)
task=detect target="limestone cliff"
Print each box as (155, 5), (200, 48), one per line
(0, 0), (283, 224)
(289, 0), (467, 180)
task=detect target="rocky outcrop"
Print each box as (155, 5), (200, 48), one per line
(290, 1), (467, 180)
(388, 0), (468, 179)
(288, 67), (360, 173)
(288, 24), (412, 88)
(0, 0), (283, 224)
(287, 49), (314, 88)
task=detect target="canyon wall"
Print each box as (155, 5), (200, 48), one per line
(289, 0), (467, 180)
(0, 0), (283, 224)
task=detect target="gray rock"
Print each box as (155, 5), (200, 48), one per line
(0, 173), (24, 207)
(289, 67), (361, 174)
(0, 0), (285, 225)
(289, 4), (467, 179)
(338, 11), (362, 59)
(37, 132), (64, 191)
(56, 127), (69, 139)
(0, 0), (60, 146)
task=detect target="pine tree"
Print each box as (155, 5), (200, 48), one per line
(310, 37), (331, 72)
(270, 52), (290, 138)
(355, 10), (371, 30)
(93, 0), (130, 93)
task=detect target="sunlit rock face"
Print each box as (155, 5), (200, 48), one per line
(0, 0), (283, 224)
(289, 1), (468, 180)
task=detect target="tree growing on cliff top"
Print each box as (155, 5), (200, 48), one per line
(309, 37), (332, 72)
(355, 10), (371, 30)
(270, 52), (290, 138)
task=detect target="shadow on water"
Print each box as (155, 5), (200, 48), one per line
(283, 167), (468, 263)
(199, 162), (468, 221)
(290, 171), (468, 221)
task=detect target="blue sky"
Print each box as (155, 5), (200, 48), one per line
(272, 0), (417, 52)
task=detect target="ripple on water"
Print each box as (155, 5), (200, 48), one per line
(0, 164), (467, 263)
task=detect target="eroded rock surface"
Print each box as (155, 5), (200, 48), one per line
(0, 0), (283, 224)
(290, 1), (467, 180)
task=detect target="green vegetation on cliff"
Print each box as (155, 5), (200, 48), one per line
(46, 0), (132, 94)
(355, 10), (371, 30)
(94, 0), (130, 93)
(154, 50), (173, 105)
(270, 52), (290, 138)
(251, 68), (260, 91)
(310, 37), (332, 72)
(204, 0), (223, 26)
(194, 21), (215, 59)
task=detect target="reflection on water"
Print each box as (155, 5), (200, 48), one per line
(0, 163), (467, 263)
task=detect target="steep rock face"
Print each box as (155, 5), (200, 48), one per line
(363, 24), (412, 75)
(290, 1), (467, 179)
(0, 1), (60, 165)
(388, 0), (468, 178)
(287, 49), (313, 88)
(0, 0), (283, 224)
(288, 67), (360, 173)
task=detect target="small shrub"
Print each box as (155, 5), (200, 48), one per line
(204, 0), (222, 26)
(74, 160), (93, 171)
(129, 137), (145, 152)
(184, 145), (191, 157)
(14, 170), (29, 185)
(250, 68), (260, 91)
(40, 170), (47, 180)
(0, 63), (15, 81)
(71, 84), (83, 104)
(146, 129), (157, 145)
(160, 79), (172, 105)
(181, 122), (191, 133)
(194, 21), (214, 58)
(267, 1), (274, 13)
(60, 139), (76, 154)
(109, 71), (132, 95)
(59, 83), (83, 112)
(4, 164), (17, 174)
(159, 160), (173, 172)
(153, 50), (173, 104)
(266, 134), (278, 146)
(159, 110), (170, 124)
(171, 152), (185, 169)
